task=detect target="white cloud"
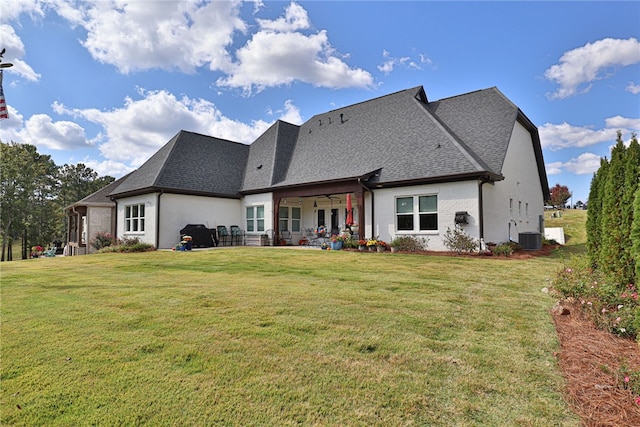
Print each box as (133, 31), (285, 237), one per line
(605, 115), (640, 130)
(53, 88), (298, 167)
(546, 152), (601, 176)
(539, 117), (640, 151)
(539, 122), (615, 151)
(562, 152), (602, 175)
(545, 37), (640, 99)
(377, 50), (433, 75)
(66, 0), (245, 74)
(80, 158), (134, 178)
(626, 82), (640, 95)
(0, 0), (44, 24)
(217, 2), (374, 93)
(0, 24), (41, 81)
(256, 1), (309, 32)
(20, 113), (90, 150)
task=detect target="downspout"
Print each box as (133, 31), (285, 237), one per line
(156, 190), (163, 249)
(478, 178), (487, 243)
(357, 177), (373, 239)
(110, 197), (118, 242)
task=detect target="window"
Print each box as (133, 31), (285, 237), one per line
(279, 207), (289, 231)
(278, 206), (301, 232)
(246, 205), (265, 232)
(291, 207), (301, 232)
(125, 203), (145, 232)
(518, 201), (522, 218)
(396, 195), (438, 232)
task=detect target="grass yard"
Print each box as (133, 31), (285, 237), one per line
(1, 221), (584, 425)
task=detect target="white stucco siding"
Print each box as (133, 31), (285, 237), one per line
(159, 194), (242, 249)
(373, 181), (480, 251)
(482, 121), (545, 244)
(116, 194), (158, 247)
(243, 193), (274, 245)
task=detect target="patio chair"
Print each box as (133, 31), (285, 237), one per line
(230, 225), (244, 246)
(279, 230), (292, 245)
(217, 225), (230, 246)
(43, 247), (56, 257)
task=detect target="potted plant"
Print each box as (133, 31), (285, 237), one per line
(366, 239), (378, 252)
(376, 240), (387, 252)
(330, 234), (344, 250)
(358, 239), (367, 251)
(390, 238), (401, 253)
(31, 245), (43, 258)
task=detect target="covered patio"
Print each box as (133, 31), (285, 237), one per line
(271, 181), (369, 246)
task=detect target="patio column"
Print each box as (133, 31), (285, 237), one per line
(356, 190), (365, 239)
(273, 196), (281, 245)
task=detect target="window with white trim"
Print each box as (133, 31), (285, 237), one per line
(125, 204), (145, 232)
(278, 206), (301, 232)
(396, 195), (438, 232)
(246, 205), (265, 232)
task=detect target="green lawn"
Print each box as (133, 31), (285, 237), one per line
(1, 218), (585, 426)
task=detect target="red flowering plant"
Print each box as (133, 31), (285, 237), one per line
(31, 245), (44, 257)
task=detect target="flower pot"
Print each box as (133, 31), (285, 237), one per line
(358, 245), (366, 251)
(377, 246), (386, 253)
(368, 246), (375, 252)
(330, 241), (343, 250)
(390, 246), (398, 253)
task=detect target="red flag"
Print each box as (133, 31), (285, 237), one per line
(0, 71), (7, 120)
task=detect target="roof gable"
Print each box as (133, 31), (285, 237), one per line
(111, 131), (249, 198)
(427, 87), (519, 175)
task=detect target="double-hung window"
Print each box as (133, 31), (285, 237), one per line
(278, 207), (301, 232)
(246, 205), (265, 232)
(125, 204), (145, 232)
(396, 195), (438, 232)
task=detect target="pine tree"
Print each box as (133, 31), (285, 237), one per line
(586, 157), (608, 269)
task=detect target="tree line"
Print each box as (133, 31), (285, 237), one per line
(0, 141), (115, 261)
(586, 131), (640, 286)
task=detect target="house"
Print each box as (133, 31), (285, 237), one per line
(65, 86), (549, 253)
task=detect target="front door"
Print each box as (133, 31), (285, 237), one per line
(331, 208), (339, 234)
(317, 209), (326, 229)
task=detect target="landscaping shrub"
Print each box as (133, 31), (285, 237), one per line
(91, 232), (114, 251)
(98, 236), (155, 253)
(443, 226), (478, 253)
(552, 255), (639, 340)
(389, 235), (429, 252)
(492, 244), (513, 257)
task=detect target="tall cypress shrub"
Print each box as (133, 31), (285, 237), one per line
(632, 185), (640, 284)
(586, 158), (608, 269)
(623, 135), (640, 283)
(600, 133), (630, 285)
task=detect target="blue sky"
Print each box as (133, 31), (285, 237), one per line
(1, 1), (639, 204)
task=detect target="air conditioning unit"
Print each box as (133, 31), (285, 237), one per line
(518, 232), (542, 250)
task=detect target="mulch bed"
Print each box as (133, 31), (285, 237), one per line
(552, 301), (640, 426)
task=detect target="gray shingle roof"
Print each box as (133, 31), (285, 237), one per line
(111, 131), (249, 198)
(247, 86), (518, 190)
(106, 85), (546, 199)
(66, 173), (131, 209)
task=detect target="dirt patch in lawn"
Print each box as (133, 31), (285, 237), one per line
(552, 301), (640, 426)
